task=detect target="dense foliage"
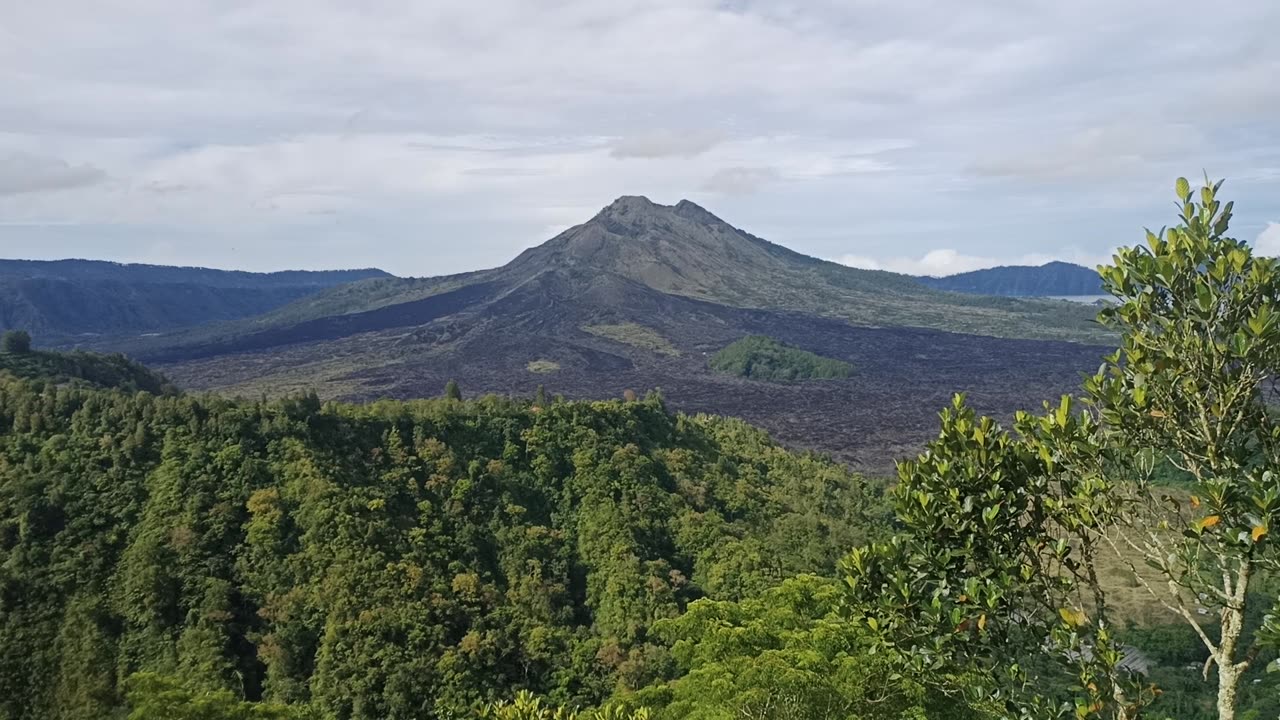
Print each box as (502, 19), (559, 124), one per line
(2, 330), (31, 354)
(709, 335), (851, 382)
(625, 574), (993, 719)
(0, 347), (175, 393)
(1088, 177), (1280, 719)
(843, 178), (1280, 720)
(0, 376), (880, 719)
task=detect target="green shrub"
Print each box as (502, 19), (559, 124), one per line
(709, 335), (851, 382)
(1, 330), (31, 354)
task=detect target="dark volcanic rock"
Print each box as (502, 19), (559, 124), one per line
(138, 196), (1112, 473)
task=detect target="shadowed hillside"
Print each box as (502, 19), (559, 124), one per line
(917, 261), (1104, 297)
(0, 259), (390, 340)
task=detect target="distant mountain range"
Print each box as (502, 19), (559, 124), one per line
(21, 197), (1098, 470)
(917, 261), (1104, 297)
(0, 259), (389, 340)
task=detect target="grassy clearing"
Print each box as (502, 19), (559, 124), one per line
(582, 323), (680, 356)
(526, 359), (561, 373)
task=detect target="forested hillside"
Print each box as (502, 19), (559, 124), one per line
(0, 259), (389, 340)
(0, 376), (883, 719)
(0, 347), (174, 394)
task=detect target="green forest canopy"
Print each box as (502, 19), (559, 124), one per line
(6, 353), (1259, 720)
(0, 346), (174, 394)
(709, 335), (851, 382)
(0, 370), (885, 719)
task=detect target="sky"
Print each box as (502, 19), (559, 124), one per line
(1, 1), (1278, 278)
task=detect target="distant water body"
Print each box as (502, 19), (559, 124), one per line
(1046, 295), (1111, 303)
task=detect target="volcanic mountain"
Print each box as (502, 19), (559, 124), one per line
(88, 197), (1110, 470)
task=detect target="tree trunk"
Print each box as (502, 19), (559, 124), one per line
(1216, 660), (1241, 720)
(1214, 558), (1254, 720)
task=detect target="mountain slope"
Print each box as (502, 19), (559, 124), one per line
(128, 197), (1106, 359)
(0, 259), (390, 340)
(99, 197), (1113, 470)
(496, 197), (1106, 339)
(917, 261), (1104, 297)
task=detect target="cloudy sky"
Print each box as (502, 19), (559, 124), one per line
(2, 1), (1278, 277)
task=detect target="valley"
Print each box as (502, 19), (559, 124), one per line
(157, 298), (1105, 472)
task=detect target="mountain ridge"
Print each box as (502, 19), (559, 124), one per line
(0, 259), (391, 340)
(0, 258), (389, 287)
(917, 260), (1104, 297)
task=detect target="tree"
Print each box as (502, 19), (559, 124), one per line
(445, 379), (463, 401)
(845, 178), (1280, 720)
(477, 691), (648, 720)
(534, 385), (548, 408)
(1, 330), (31, 354)
(631, 575), (995, 720)
(842, 395), (1146, 719)
(1087, 177), (1280, 720)
(122, 673), (309, 719)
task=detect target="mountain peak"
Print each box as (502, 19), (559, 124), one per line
(598, 195), (659, 217)
(592, 195), (728, 228)
(508, 192), (788, 290)
(672, 198), (721, 224)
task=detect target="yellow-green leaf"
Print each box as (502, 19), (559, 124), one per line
(1195, 515), (1221, 532)
(1059, 607), (1087, 627)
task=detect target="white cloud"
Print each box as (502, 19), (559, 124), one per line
(610, 130), (725, 159)
(700, 167), (780, 195)
(0, 152), (106, 195)
(971, 123), (1203, 181)
(1257, 222), (1280, 256)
